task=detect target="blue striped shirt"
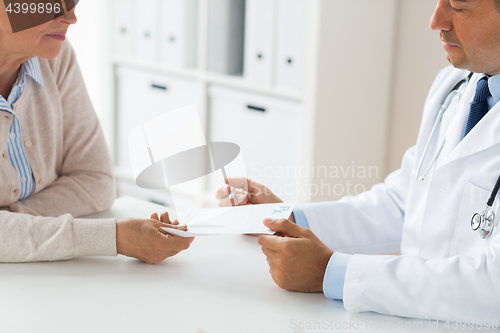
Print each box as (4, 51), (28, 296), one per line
(0, 57), (44, 200)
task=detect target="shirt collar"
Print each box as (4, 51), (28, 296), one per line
(19, 57), (44, 88)
(487, 72), (500, 106)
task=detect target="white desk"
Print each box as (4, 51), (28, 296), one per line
(0, 197), (461, 332)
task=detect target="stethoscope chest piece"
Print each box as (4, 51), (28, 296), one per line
(471, 208), (495, 239)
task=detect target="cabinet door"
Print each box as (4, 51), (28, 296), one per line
(116, 66), (204, 172)
(209, 86), (301, 202)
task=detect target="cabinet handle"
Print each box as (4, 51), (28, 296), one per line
(151, 84), (168, 91)
(247, 105), (266, 112)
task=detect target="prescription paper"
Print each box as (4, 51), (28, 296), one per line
(161, 203), (295, 237)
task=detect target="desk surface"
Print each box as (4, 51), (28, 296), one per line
(0, 197), (460, 333)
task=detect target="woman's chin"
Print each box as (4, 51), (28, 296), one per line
(36, 43), (63, 59)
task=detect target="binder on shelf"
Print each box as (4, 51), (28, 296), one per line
(275, 0), (305, 91)
(207, 0), (246, 75)
(159, 0), (199, 68)
(113, 0), (134, 57)
(244, 0), (276, 85)
(134, 0), (159, 63)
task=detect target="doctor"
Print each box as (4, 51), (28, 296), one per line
(216, 0), (500, 322)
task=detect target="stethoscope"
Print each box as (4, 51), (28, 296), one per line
(415, 72), (498, 239)
(415, 72), (473, 182)
(471, 175), (500, 239)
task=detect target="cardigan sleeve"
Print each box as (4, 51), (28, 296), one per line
(0, 211), (117, 262)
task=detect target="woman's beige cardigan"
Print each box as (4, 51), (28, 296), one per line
(0, 41), (117, 262)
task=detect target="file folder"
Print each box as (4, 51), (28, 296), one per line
(134, 0), (159, 62)
(113, 0), (134, 57)
(207, 0), (246, 75)
(159, 0), (199, 68)
(244, 0), (276, 85)
(275, 0), (305, 90)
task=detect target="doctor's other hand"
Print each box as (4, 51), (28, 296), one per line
(215, 177), (296, 223)
(216, 176), (285, 204)
(259, 218), (333, 293)
(116, 213), (194, 265)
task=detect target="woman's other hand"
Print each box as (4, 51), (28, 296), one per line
(116, 211), (194, 264)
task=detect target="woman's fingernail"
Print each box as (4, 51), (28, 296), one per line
(263, 218), (274, 223)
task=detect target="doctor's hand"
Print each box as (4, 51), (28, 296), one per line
(215, 177), (295, 221)
(116, 212), (194, 265)
(259, 218), (333, 293)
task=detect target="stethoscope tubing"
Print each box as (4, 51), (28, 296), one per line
(415, 86), (465, 182)
(487, 175), (500, 208)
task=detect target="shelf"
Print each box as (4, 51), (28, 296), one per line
(113, 56), (305, 102)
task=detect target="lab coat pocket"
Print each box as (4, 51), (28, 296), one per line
(450, 182), (496, 257)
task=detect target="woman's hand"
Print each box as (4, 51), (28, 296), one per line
(116, 211), (194, 264)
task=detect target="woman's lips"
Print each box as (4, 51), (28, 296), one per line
(45, 33), (66, 41)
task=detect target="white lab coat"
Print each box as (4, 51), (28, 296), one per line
(300, 66), (500, 321)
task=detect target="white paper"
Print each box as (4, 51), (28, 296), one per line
(162, 203), (295, 237)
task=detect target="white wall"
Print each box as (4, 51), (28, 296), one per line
(311, 0), (398, 202)
(66, 0), (114, 152)
(387, 0), (450, 172)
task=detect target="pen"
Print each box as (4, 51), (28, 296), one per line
(221, 166), (236, 206)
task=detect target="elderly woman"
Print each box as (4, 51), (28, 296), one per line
(0, 4), (193, 263)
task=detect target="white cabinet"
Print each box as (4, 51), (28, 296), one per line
(115, 66), (204, 173)
(209, 86), (301, 202)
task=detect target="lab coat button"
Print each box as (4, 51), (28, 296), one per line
(347, 307), (360, 313)
(25, 141), (32, 147)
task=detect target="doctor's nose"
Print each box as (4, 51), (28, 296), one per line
(430, 0), (452, 32)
